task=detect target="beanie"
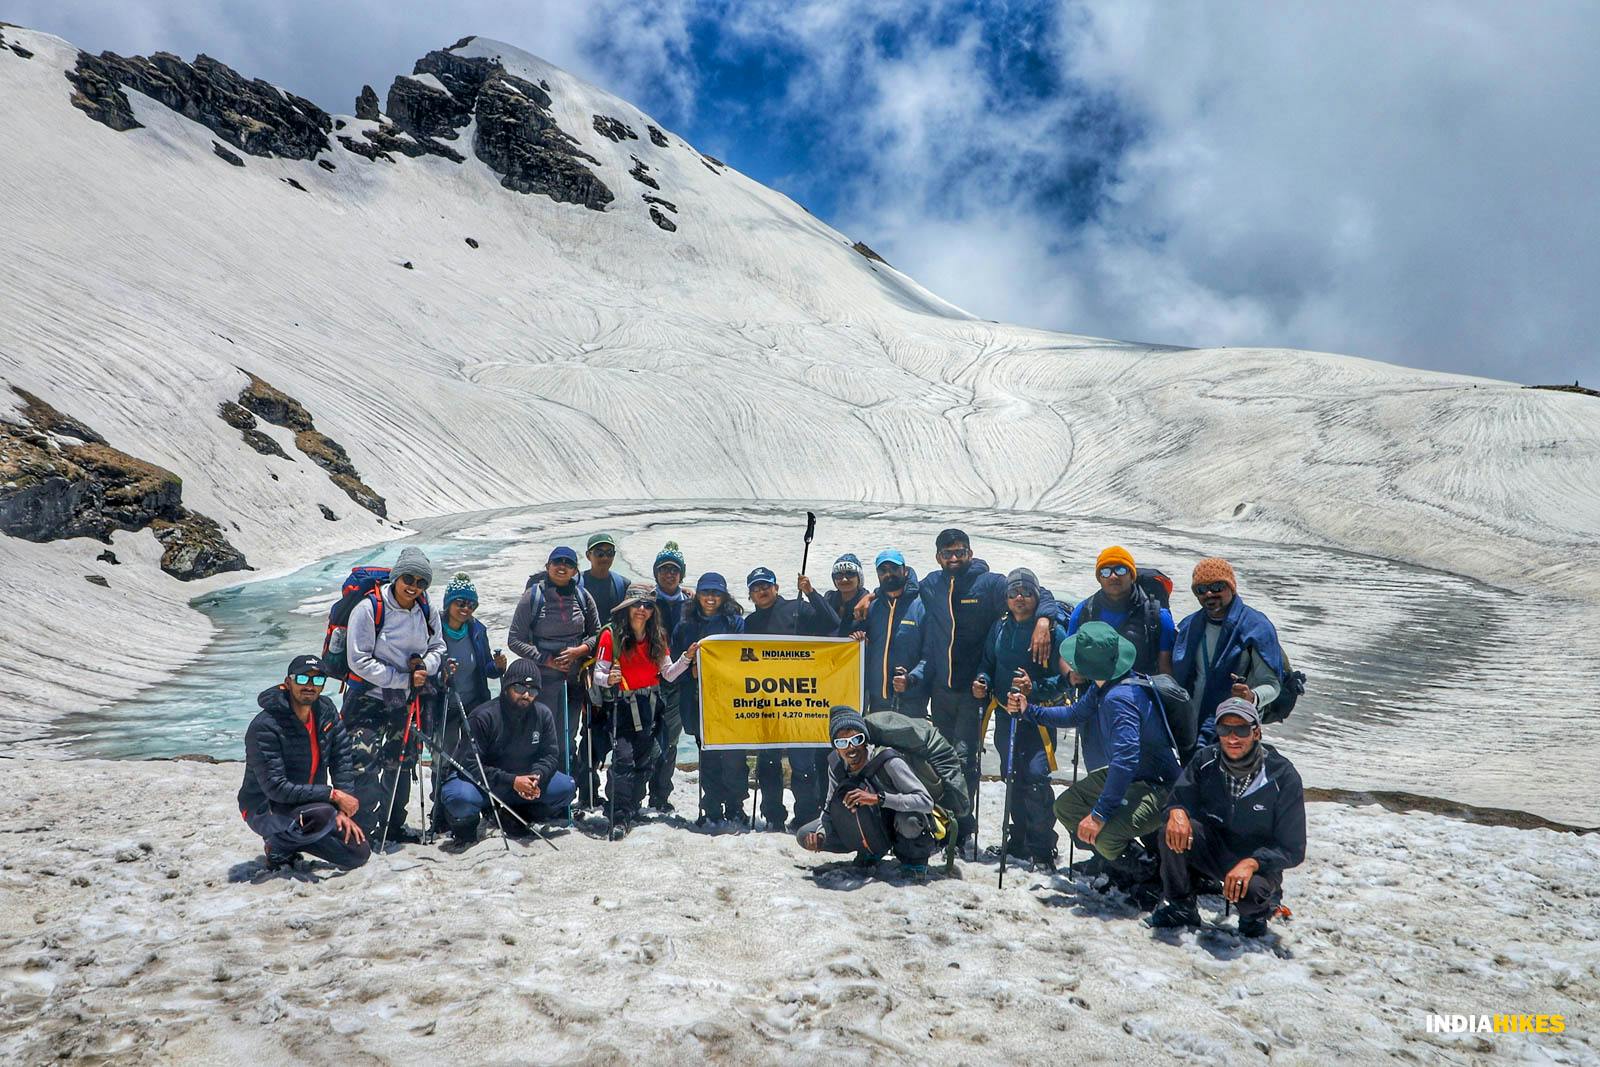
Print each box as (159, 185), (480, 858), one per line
(392, 546), (434, 586)
(442, 572), (478, 611)
(1005, 567), (1040, 600)
(1191, 557), (1238, 592)
(831, 553), (863, 578)
(829, 705), (871, 741)
(503, 658), (542, 690)
(1095, 545), (1137, 578)
(654, 540), (685, 575)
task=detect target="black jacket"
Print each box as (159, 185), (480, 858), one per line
(451, 693), (561, 793)
(238, 686), (354, 817)
(824, 589), (868, 637)
(746, 589), (839, 637)
(1163, 743), (1307, 874)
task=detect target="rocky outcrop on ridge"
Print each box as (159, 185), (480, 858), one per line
(235, 374), (387, 517)
(0, 387), (249, 580)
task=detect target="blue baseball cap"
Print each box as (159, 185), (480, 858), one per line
(697, 572), (729, 596)
(548, 545), (579, 567)
(746, 566), (777, 590)
(875, 549), (906, 569)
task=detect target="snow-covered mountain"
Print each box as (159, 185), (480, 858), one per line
(2, 24), (1598, 720)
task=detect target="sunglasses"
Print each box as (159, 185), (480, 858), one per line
(507, 681), (537, 695)
(1098, 564), (1132, 579)
(396, 573), (429, 589)
(1192, 581), (1231, 596)
(832, 734), (867, 750)
(590, 547), (616, 557)
(936, 548), (971, 560)
(291, 673), (328, 687)
(1216, 722), (1256, 738)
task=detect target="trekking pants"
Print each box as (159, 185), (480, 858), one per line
(246, 804), (370, 870)
(1052, 767), (1167, 861)
(994, 714), (1059, 859)
(1158, 820), (1283, 920)
(930, 687), (983, 839)
(649, 680), (684, 807)
(440, 773), (577, 831)
(700, 747), (750, 818)
(795, 811), (937, 867)
(755, 749), (826, 827)
(344, 692), (418, 838)
(606, 692), (661, 821)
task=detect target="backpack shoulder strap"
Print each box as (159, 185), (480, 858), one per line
(368, 588), (385, 635)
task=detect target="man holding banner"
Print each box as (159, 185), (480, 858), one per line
(695, 613), (858, 829)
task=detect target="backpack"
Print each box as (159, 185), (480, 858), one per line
(1261, 646), (1307, 724)
(1137, 568), (1173, 609)
(863, 711), (970, 818)
(1124, 673), (1197, 761)
(322, 566), (432, 683)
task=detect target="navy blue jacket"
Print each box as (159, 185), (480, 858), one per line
(1021, 674), (1179, 820)
(976, 615), (1068, 703)
(918, 558), (1062, 692)
(824, 588), (869, 638)
(238, 686), (354, 817)
(1174, 595), (1286, 730)
(852, 575), (928, 712)
(671, 604), (747, 736)
(1164, 743), (1306, 874)
(450, 616), (503, 709)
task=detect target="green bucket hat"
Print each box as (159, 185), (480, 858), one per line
(1060, 622), (1136, 683)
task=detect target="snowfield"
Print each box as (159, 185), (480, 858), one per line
(1, 760), (1596, 1066)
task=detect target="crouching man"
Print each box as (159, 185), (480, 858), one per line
(238, 655), (370, 871)
(796, 707), (938, 881)
(439, 659), (578, 846)
(1148, 697), (1306, 937)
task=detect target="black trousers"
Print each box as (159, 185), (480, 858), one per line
(930, 686), (983, 838)
(756, 748), (827, 826)
(605, 693), (661, 821)
(246, 804), (370, 869)
(649, 682), (684, 805)
(700, 747), (750, 817)
(1158, 819), (1283, 919)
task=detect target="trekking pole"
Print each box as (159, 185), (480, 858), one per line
(561, 682), (573, 826)
(377, 687), (420, 853)
(999, 698), (1019, 889)
(891, 667), (906, 715)
(435, 743), (558, 851)
(973, 697), (996, 862)
(799, 511), (817, 576)
(1068, 731), (1081, 877)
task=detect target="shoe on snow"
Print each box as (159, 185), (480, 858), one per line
(387, 825), (425, 845)
(900, 863), (929, 883)
(263, 846), (300, 871)
(852, 851), (884, 868)
(1237, 914), (1270, 938)
(608, 820), (631, 841)
(651, 800), (676, 814)
(1146, 898), (1203, 929)
(1029, 851), (1059, 873)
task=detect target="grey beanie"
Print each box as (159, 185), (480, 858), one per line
(1005, 567), (1040, 599)
(392, 545), (434, 586)
(829, 705), (871, 741)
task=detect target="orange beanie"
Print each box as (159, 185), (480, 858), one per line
(1095, 545), (1137, 578)
(1191, 557), (1237, 591)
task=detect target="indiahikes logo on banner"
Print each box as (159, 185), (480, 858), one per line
(697, 635), (863, 750)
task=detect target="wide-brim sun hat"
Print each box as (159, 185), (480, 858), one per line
(1060, 621), (1137, 683)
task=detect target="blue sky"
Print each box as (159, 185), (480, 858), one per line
(14, 1), (1600, 384)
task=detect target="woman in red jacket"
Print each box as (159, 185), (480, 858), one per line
(592, 582), (692, 839)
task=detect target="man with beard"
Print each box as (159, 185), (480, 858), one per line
(439, 659), (577, 847)
(1172, 558), (1290, 751)
(1148, 698), (1306, 937)
(853, 549), (928, 717)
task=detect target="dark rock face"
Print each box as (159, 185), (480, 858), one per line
(465, 237), (479, 248)
(65, 50), (332, 160)
(593, 114), (638, 142)
(642, 194), (677, 213)
(282, 177), (307, 192)
(86, 574), (110, 588)
(386, 75), (470, 140)
(355, 84), (381, 121)
(402, 261), (414, 270)
(0, 387), (248, 580)
(474, 73), (613, 210)
(412, 50), (500, 107)
(647, 124), (669, 148)
(319, 504), (337, 521)
(338, 134), (393, 163)
(236, 373), (387, 517)
(318, 159), (336, 172)
(359, 124), (465, 163)
(97, 549), (120, 565)
(10, 43), (34, 60)
(212, 141), (244, 166)
(649, 207), (677, 233)
(629, 158), (659, 190)
(217, 400), (289, 459)
(852, 241), (890, 267)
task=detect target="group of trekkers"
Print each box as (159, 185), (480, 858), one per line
(238, 526), (1308, 937)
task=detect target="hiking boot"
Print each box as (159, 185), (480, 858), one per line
(1126, 878), (1164, 911)
(650, 799), (676, 814)
(263, 845), (299, 871)
(1105, 844), (1156, 890)
(725, 811), (752, 831)
(1028, 850), (1059, 873)
(387, 824), (424, 845)
(852, 851), (884, 868)
(1237, 914), (1270, 938)
(1146, 897), (1203, 929)
(900, 863), (929, 883)
(608, 820), (631, 841)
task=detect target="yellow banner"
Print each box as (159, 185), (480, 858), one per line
(697, 635), (863, 749)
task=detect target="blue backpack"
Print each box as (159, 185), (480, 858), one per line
(322, 565), (431, 681)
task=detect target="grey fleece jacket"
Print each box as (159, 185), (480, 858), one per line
(347, 583), (446, 691)
(825, 749), (935, 814)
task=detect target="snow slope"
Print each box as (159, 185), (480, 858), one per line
(2, 24), (1599, 724)
(2, 760), (1596, 1066)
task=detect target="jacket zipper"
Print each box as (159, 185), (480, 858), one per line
(881, 597), (898, 699)
(946, 580), (956, 684)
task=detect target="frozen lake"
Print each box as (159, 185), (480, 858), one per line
(54, 500), (1600, 824)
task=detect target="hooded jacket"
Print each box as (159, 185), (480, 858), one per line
(1021, 674), (1180, 821)
(917, 558), (1063, 691)
(238, 686), (354, 817)
(347, 582), (446, 692)
(450, 692), (561, 795)
(1163, 742), (1306, 874)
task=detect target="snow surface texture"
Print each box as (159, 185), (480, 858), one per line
(2, 25), (1599, 737)
(1, 759), (1596, 1066)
